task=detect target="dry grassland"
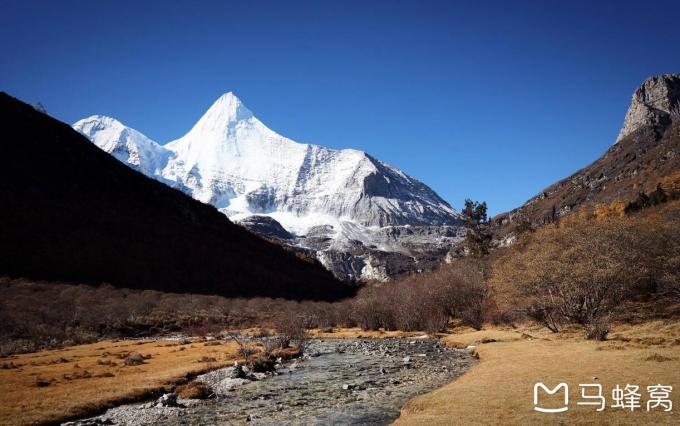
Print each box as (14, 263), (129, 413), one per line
(0, 338), (240, 425)
(395, 321), (680, 425)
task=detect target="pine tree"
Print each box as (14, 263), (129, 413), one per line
(461, 199), (492, 257)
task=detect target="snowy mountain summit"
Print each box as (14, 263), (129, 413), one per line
(74, 93), (462, 280)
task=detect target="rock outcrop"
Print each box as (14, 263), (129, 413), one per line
(616, 73), (680, 143)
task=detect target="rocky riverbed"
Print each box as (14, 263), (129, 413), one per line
(67, 338), (476, 425)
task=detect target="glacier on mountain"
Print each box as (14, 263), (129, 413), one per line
(73, 93), (463, 280)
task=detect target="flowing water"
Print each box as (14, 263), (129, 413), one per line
(71, 338), (476, 426)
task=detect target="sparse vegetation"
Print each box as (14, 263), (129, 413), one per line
(0, 260), (491, 355)
(585, 315), (611, 341)
(349, 259), (491, 333)
(273, 311), (309, 350)
(491, 200), (680, 334)
(624, 182), (680, 213)
(396, 322), (680, 425)
(0, 278), (339, 356)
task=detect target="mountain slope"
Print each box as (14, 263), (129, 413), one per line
(74, 93), (462, 280)
(0, 92), (353, 300)
(493, 73), (680, 237)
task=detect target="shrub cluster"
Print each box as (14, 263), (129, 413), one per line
(0, 278), (333, 355)
(490, 200), (680, 337)
(349, 259), (490, 333)
(0, 258), (492, 355)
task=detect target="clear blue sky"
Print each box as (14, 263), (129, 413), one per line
(3, 0), (680, 215)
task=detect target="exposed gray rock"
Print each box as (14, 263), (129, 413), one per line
(33, 102), (47, 114)
(493, 73), (680, 242)
(230, 363), (248, 379)
(616, 73), (680, 143)
(155, 393), (178, 407)
(237, 215), (294, 240)
(194, 366), (252, 396)
(239, 215), (465, 281)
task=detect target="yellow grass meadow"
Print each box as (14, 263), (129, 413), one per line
(395, 321), (680, 425)
(0, 338), (240, 426)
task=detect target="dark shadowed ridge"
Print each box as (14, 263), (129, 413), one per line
(0, 92), (355, 301)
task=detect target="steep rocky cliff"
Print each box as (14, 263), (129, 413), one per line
(616, 74), (680, 142)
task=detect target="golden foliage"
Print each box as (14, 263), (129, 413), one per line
(593, 199), (627, 219)
(659, 171), (680, 193)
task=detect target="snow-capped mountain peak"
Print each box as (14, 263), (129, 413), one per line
(160, 94), (459, 228)
(74, 93), (462, 280)
(165, 92), (254, 161)
(75, 93), (460, 228)
(186, 92), (254, 134)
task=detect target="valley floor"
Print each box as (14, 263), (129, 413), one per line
(1, 322), (678, 425)
(395, 321), (680, 425)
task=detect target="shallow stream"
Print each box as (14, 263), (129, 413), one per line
(71, 338), (475, 425)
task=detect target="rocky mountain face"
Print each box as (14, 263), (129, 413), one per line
(616, 74), (680, 142)
(493, 73), (680, 239)
(0, 92), (351, 300)
(74, 93), (463, 281)
(238, 217), (464, 281)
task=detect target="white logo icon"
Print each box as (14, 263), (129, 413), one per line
(534, 382), (569, 413)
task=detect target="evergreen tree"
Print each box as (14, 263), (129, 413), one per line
(461, 199), (492, 257)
